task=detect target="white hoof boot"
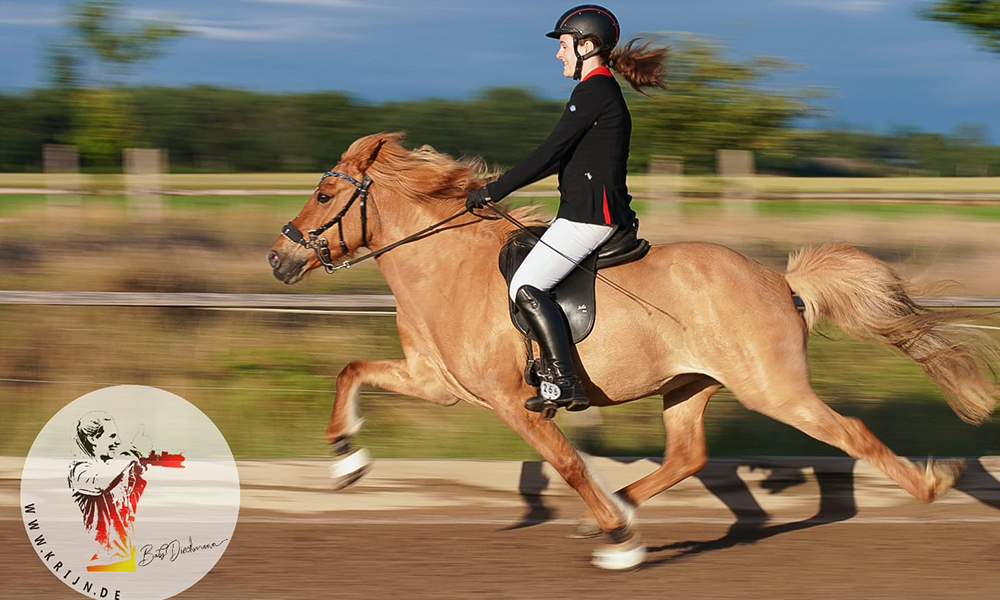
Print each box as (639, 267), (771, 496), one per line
(329, 447), (372, 490)
(591, 538), (647, 571)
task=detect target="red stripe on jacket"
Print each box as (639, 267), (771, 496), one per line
(602, 186), (611, 225)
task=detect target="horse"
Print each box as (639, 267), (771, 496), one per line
(267, 132), (999, 570)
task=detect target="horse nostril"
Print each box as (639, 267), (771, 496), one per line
(267, 250), (281, 269)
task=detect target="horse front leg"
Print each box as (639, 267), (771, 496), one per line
(326, 358), (457, 489)
(491, 399), (647, 570)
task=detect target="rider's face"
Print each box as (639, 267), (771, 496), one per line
(556, 34), (577, 78)
(556, 34), (595, 79)
(90, 423), (121, 461)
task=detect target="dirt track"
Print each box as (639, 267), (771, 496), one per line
(4, 457), (1000, 600)
(5, 515), (1000, 599)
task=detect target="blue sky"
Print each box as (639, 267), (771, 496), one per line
(2, 0), (999, 140)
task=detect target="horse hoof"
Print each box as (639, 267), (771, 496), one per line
(329, 447), (372, 490)
(924, 457), (966, 502)
(591, 537), (646, 571)
(569, 515), (602, 539)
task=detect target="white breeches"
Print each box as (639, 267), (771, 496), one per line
(508, 218), (616, 302)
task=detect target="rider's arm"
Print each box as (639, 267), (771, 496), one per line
(68, 459), (136, 495)
(484, 83), (603, 201)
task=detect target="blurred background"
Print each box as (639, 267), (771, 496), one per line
(2, 0), (1000, 460)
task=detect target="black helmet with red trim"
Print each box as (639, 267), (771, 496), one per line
(546, 5), (620, 80)
(547, 5), (620, 51)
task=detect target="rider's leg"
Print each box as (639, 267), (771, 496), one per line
(515, 284), (589, 412)
(508, 218), (614, 413)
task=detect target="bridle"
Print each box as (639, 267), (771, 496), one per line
(280, 170), (471, 273)
(281, 170), (372, 273)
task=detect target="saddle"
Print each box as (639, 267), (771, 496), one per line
(498, 217), (650, 344)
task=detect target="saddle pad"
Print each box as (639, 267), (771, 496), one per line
(498, 227), (600, 343)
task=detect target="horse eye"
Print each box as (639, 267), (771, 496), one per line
(317, 193), (331, 204)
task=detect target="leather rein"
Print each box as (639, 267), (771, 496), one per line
(280, 170), (471, 273)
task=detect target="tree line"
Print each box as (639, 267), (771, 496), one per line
(2, 81), (998, 177)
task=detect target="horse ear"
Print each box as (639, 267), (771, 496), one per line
(360, 138), (387, 172)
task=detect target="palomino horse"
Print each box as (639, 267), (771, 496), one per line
(268, 133), (998, 570)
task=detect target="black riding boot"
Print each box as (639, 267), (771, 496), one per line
(514, 285), (589, 415)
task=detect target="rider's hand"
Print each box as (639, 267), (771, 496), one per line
(465, 187), (493, 210)
(130, 424), (154, 458)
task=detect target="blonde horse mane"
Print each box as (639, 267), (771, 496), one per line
(340, 132), (543, 233)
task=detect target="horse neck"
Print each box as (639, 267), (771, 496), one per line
(368, 194), (506, 301)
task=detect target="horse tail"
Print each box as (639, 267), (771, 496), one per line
(784, 242), (999, 425)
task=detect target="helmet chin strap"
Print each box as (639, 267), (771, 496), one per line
(572, 39), (602, 80)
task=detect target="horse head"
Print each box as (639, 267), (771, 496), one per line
(267, 133), (389, 284)
(268, 132), (487, 284)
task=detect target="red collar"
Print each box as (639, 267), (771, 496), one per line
(581, 66), (613, 81)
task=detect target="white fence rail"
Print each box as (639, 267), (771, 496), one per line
(1, 291), (998, 310)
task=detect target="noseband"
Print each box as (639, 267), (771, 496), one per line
(281, 170), (371, 273)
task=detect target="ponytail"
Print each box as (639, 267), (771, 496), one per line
(606, 38), (668, 95)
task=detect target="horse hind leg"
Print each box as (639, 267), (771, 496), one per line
(575, 378), (720, 538)
(739, 384), (964, 503)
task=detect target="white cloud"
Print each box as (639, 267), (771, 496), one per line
(240, 0), (375, 8)
(181, 17), (360, 42)
(0, 15), (56, 25)
(787, 0), (889, 13)
(183, 24), (289, 42)
(0, 3), (58, 27)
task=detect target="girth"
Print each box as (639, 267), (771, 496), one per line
(498, 221), (650, 343)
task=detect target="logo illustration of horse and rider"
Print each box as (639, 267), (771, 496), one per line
(267, 5), (998, 570)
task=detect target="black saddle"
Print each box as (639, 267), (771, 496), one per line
(498, 218), (650, 343)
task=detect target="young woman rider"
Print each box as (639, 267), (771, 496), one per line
(465, 5), (668, 415)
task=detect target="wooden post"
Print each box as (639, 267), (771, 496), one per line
(717, 149), (756, 214)
(124, 148), (166, 219)
(43, 144), (82, 210)
(647, 155), (683, 220)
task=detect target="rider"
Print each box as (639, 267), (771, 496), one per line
(466, 5), (668, 415)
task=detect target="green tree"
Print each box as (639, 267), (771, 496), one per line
(47, 0), (185, 167)
(922, 0), (1000, 53)
(629, 35), (819, 173)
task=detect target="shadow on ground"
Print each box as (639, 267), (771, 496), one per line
(503, 456), (1000, 565)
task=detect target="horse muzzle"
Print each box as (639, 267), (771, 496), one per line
(267, 246), (309, 284)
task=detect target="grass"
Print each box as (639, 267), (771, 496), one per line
(4, 173), (1000, 195)
(2, 304), (997, 459)
(754, 200), (1000, 221)
(2, 197), (1000, 459)
(9, 193), (1000, 225)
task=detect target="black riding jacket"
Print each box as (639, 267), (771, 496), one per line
(484, 67), (633, 227)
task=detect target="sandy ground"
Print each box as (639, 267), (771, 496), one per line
(3, 457), (1000, 600)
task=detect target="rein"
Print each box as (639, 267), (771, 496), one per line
(281, 170), (472, 273)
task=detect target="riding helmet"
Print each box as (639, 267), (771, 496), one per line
(546, 5), (620, 53)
